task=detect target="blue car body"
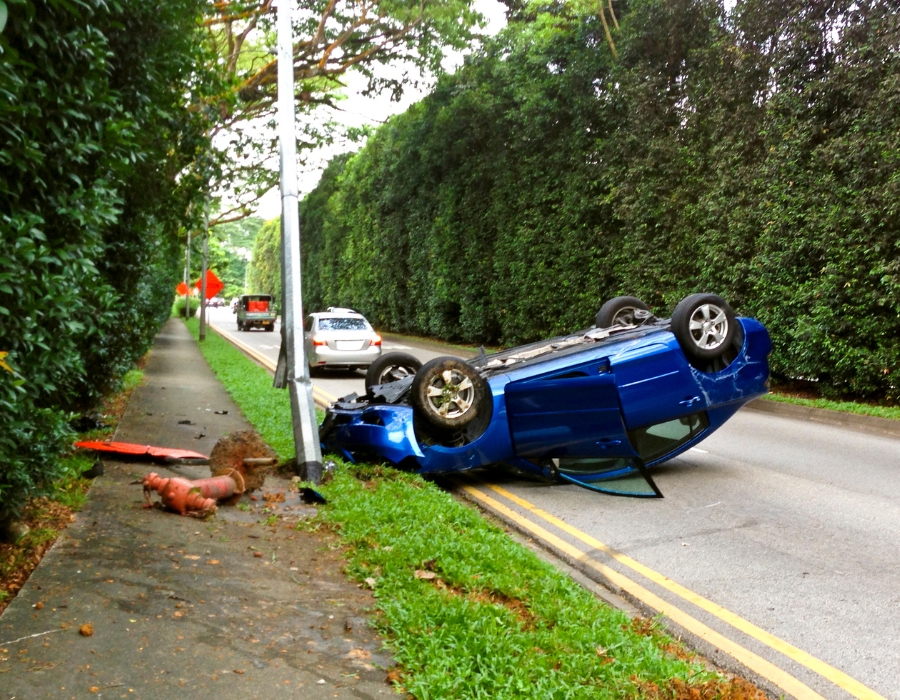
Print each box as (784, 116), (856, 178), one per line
(320, 316), (771, 489)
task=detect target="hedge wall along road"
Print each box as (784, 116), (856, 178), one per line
(295, 0), (900, 401)
(0, 0), (210, 520)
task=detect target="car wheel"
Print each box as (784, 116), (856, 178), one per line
(237, 321), (243, 331)
(671, 293), (737, 361)
(308, 363), (324, 377)
(265, 325), (274, 332)
(595, 296), (651, 328)
(365, 352), (424, 392)
(411, 356), (487, 430)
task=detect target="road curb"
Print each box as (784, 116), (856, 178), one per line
(380, 332), (482, 359)
(745, 397), (900, 439)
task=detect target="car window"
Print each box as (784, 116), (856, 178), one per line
(627, 412), (709, 463)
(317, 318), (368, 331)
(304, 316), (314, 332)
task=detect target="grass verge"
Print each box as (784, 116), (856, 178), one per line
(762, 392), (900, 421)
(0, 367), (145, 614)
(184, 318), (766, 699)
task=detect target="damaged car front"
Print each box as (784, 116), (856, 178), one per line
(319, 294), (771, 496)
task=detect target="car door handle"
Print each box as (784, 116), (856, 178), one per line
(595, 439), (622, 449)
(679, 396), (701, 407)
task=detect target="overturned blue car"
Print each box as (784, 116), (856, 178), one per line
(319, 294), (771, 497)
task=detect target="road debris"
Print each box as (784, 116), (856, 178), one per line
(73, 441), (208, 462)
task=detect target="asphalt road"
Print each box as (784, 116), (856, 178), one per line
(204, 307), (899, 700)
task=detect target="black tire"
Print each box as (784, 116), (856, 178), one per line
(308, 363), (324, 377)
(671, 293), (736, 361)
(365, 352), (424, 392)
(265, 324), (275, 332)
(410, 356), (487, 430)
(595, 296), (651, 328)
(237, 321), (244, 331)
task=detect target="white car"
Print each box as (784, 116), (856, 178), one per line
(304, 311), (382, 375)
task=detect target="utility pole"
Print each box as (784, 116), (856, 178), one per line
(185, 231), (191, 320)
(273, 0), (323, 482)
(199, 199), (209, 341)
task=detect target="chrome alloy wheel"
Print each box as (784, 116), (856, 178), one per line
(688, 303), (729, 351)
(611, 306), (640, 325)
(424, 369), (475, 419)
(376, 365), (414, 384)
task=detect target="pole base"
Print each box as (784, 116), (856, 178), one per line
(297, 460), (323, 484)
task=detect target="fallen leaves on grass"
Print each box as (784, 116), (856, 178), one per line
(637, 676), (769, 700)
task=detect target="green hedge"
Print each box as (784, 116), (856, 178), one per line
(0, 0), (210, 519)
(295, 0), (899, 400)
(172, 297), (201, 318)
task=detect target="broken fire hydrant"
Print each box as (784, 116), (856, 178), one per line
(142, 431), (277, 516)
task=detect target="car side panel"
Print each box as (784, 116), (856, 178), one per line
(612, 342), (699, 429)
(505, 374), (635, 458)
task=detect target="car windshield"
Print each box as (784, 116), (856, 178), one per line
(318, 317), (368, 331)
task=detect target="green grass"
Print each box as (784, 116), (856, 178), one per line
(49, 452), (94, 510)
(183, 318), (753, 698)
(763, 392), (900, 421)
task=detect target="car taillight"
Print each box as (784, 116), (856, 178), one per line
(371, 334), (382, 346)
(312, 335), (327, 346)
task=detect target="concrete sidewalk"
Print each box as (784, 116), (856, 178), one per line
(0, 319), (393, 700)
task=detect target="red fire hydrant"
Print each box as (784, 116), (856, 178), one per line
(142, 472), (246, 515)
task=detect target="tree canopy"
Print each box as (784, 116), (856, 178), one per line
(201, 0), (485, 224)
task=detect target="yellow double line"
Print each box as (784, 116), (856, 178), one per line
(461, 480), (885, 700)
(207, 322), (335, 407)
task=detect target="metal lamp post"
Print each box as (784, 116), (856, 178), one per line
(274, 0), (323, 482)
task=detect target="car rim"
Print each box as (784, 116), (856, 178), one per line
(688, 303), (729, 350)
(379, 366), (414, 384)
(425, 369), (474, 419)
(611, 307), (638, 325)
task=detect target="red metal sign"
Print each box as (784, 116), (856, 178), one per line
(75, 441), (208, 461)
(175, 281), (189, 296)
(194, 270), (224, 300)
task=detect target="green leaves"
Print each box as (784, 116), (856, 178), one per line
(0, 0), (212, 519)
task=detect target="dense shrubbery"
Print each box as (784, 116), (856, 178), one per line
(248, 217), (283, 302)
(0, 0), (210, 520)
(172, 297), (200, 318)
(295, 0), (900, 400)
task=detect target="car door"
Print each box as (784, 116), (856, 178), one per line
(612, 341), (705, 429)
(504, 371), (635, 459)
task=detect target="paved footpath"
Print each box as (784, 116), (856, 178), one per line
(0, 319), (393, 700)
